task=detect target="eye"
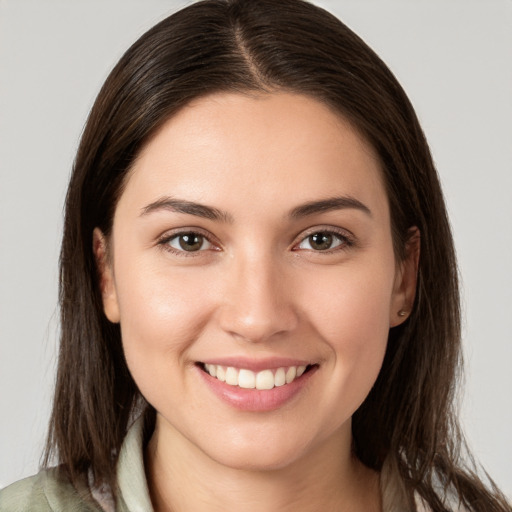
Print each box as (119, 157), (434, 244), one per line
(296, 231), (348, 251)
(166, 232), (213, 252)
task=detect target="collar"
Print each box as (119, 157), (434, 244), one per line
(116, 416), (154, 512)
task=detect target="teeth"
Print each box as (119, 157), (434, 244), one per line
(256, 369), (274, 390)
(238, 369), (255, 389)
(203, 364), (310, 390)
(225, 366), (238, 385)
(285, 366), (296, 384)
(274, 367), (286, 387)
(216, 366), (226, 382)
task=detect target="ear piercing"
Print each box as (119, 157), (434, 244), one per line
(398, 310), (407, 317)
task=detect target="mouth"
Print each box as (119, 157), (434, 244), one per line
(197, 362), (317, 390)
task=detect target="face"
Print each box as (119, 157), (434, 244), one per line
(95, 92), (417, 471)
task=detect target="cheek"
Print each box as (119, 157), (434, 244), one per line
(300, 257), (395, 408)
(304, 259), (395, 345)
(116, 261), (211, 333)
(112, 263), (215, 391)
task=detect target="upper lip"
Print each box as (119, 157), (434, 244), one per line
(198, 357), (314, 372)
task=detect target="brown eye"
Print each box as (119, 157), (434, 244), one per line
(168, 233), (212, 252)
(309, 233), (333, 251)
(297, 231), (346, 251)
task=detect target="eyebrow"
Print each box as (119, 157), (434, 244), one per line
(140, 195), (372, 222)
(140, 197), (234, 223)
(289, 196), (372, 219)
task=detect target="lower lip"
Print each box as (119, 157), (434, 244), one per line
(197, 365), (317, 412)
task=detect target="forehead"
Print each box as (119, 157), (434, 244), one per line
(120, 92), (388, 221)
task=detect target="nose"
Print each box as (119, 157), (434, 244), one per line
(216, 252), (299, 343)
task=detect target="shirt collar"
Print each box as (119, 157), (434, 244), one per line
(116, 415), (154, 512)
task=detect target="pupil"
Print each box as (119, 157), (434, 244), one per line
(179, 233), (202, 251)
(310, 233), (332, 250)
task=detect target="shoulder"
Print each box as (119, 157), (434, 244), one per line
(0, 467), (102, 512)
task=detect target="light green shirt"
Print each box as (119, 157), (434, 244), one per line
(0, 416), (152, 512)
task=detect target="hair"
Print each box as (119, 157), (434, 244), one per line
(44, 0), (511, 510)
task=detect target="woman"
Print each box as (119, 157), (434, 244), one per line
(1, 0), (510, 510)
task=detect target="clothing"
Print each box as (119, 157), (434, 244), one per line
(0, 417), (151, 512)
(1, 416), (414, 511)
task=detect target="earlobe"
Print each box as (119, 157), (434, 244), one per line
(390, 227), (420, 327)
(93, 228), (120, 323)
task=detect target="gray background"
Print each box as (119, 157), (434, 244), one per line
(1, 0), (511, 497)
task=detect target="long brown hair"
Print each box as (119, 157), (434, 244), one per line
(44, 1), (511, 510)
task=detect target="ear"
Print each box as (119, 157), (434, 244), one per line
(93, 228), (120, 323)
(389, 227), (420, 327)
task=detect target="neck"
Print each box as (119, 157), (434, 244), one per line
(145, 417), (381, 512)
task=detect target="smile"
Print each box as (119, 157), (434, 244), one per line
(197, 360), (319, 411)
(202, 364), (310, 390)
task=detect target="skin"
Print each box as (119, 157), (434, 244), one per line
(94, 92), (419, 512)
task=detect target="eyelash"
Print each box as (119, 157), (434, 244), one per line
(157, 227), (355, 257)
(292, 227), (354, 253)
(157, 229), (219, 257)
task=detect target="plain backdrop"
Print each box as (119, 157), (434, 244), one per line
(1, 0), (511, 498)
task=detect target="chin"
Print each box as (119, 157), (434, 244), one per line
(195, 422), (324, 473)
(207, 443), (307, 472)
